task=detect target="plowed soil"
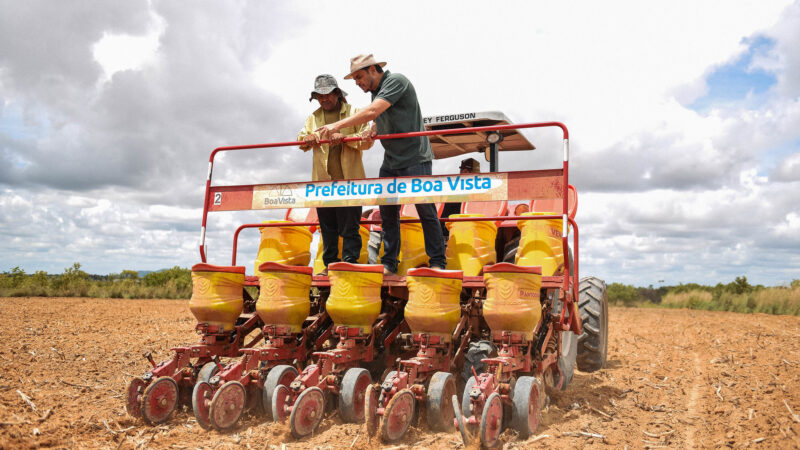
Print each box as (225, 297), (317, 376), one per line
(1, 297), (799, 449)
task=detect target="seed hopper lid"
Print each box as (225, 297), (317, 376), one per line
(423, 111), (535, 160)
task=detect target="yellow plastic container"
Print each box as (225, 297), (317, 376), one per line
(445, 214), (498, 276)
(255, 262), (313, 333)
(189, 264), (245, 331)
(326, 263), (384, 334)
(405, 268), (463, 341)
(254, 220), (313, 275)
(516, 212), (564, 276)
(483, 263), (542, 339)
(397, 217), (428, 276)
(313, 226), (371, 274)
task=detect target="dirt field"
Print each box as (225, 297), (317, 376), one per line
(1, 297), (799, 449)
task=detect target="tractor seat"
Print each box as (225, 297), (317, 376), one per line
(530, 184), (577, 219)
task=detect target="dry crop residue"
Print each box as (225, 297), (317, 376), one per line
(1, 298), (799, 449)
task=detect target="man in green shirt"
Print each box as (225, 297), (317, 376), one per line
(316, 54), (446, 275)
(298, 74), (372, 274)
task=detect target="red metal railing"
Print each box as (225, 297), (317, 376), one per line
(199, 121), (578, 333)
(200, 122), (569, 260)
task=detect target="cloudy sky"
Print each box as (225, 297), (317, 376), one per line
(1, 1), (798, 287)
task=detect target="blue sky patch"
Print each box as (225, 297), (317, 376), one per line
(690, 36), (777, 112)
(760, 137), (800, 178)
(0, 103), (40, 141)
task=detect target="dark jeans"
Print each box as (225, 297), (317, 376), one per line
(378, 161), (446, 272)
(317, 205), (362, 266)
(440, 202), (462, 240)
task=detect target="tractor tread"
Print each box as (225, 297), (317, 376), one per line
(576, 276), (608, 372)
(583, 323), (600, 334)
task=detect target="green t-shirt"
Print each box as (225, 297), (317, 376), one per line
(370, 71), (433, 170)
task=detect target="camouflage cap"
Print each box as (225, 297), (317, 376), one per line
(309, 74), (347, 101)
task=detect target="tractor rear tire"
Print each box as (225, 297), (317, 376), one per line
(461, 341), (495, 384)
(576, 276), (608, 372)
(501, 234), (520, 263)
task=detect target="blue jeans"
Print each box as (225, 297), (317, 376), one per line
(378, 161), (446, 272)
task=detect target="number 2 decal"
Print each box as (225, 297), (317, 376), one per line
(213, 192), (222, 205)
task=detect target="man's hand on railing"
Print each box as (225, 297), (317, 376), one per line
(330, 132), (345, 145)
(299, 134), (319, 150)
(360, 124), (377, 144)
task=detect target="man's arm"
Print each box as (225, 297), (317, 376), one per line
(316, 98), (390, 138)
(342, 107), (375, 151)
(297, 115), (317, 151)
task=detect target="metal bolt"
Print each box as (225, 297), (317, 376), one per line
(310, 410), (316, 418)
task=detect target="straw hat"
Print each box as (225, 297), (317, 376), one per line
(344, 54), (387, 79)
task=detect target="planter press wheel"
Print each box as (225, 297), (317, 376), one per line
(191, 381), (214, 430)
(365, 383), (379, 437)
(339, 367), (372, 423)
(197, 361), (219, 383)
(461, 375), (477, 418)
(479, 392), (504, 449)
(208, 381), (246, 431)
(509, 376), (541, 438)
(379, 388), (415, 442)
(452, 394), (473, 446)
(426, 371), (456, 431)
(126, 377), (146, 418)
(262, 365), (298, 420)
(140, 376), (179, 425)
(289, 387), (325, 438)
(270, 384), (291, 423)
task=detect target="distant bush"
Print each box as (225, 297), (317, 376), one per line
(601, 276), (798, 316)
(50, 263), (90, 297)
(658, 277), (798, 316)
(607, 283), (640, 306)
(0, 263), (192, 299)
(661, 290), (713, 309)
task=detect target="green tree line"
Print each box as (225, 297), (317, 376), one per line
(3, 265), (799, 316)
(607, 276), (800, 316)
(0, 263), (191, 299)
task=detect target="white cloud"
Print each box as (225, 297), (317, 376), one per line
(1, 0), (799, 287)
(773, 152), (800, 181)
(92, 10), (164, 83)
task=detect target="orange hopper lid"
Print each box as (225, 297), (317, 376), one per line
(257, 262), (313, 275)
(191, 263), (246, 274)
(482, 263), (542, 275)
(328, 262), (383, 273)
(406, 268), (464, 279)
